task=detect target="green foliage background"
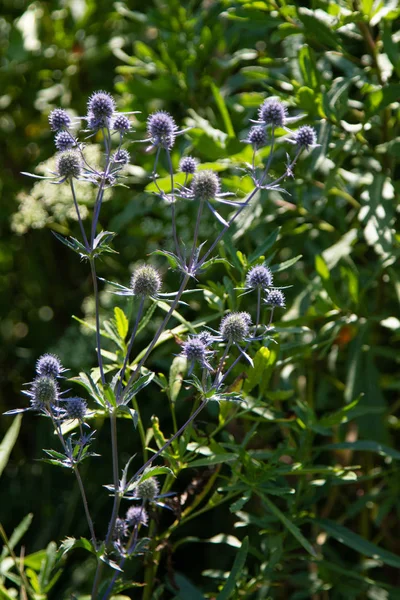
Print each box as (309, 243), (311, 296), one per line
(1, 0), (399, 598)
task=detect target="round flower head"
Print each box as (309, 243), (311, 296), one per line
(36, 353), (63, 379)
(113, 148), (130, 165)
(112, 114), (131, 133)
(191, 170), (220, 201)
(113, 517), (128, 540)
(31, 376), (58, 408)
(136, 477), (159, 501)
(182, 337), (207, 364)
(295, 125), (317, 149)
(247, 125), (267, 149)
(87, 91), (115, 119)
(56, 150), (82, 179)
(258, 99), (287, 128)
(48, 108), (71, 131)
(147, 110), (177, 149)
(179, 156), (198, 175)
(126, 506), (148, 527)
(130, 265), (161, 298)
(220, 312), (252, 343)
(63, 397), (87, 420)
(54, 131), (75, 152)
(197, 330), (214, 346)
(265, 289), (285, 308)
(246, 265), (273, 289)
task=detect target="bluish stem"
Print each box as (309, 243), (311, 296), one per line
(89, 258), (105, 385)
(70, 180), (89, 251)
(166, 149), (182, 261)
(188, 198), (205, 272)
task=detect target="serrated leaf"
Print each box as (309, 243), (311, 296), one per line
(114, 307), (129, 341)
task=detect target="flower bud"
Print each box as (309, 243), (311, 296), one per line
(56, 150), (82, 179)
(258, 99), (287, 128)
(220, 312), (252, 342)
(49, 108), (71, 131)
(36, 353), (63, 378)
(55, 131), (75, 152)
(136, 477), (159, 501)
(245, 265), (273, 289)
(295, 125), (317, 149)
(191, 170), (220, 201)
(247, 126), (267, 149)
(179, 156), (198, 174)
(31, 376), (58, 408)
(265, 289), (285, 308)
(112, 114), (131, 133)
(131, 265), (162, 298)
(112, 148), (130, 165)
(147, 111), (177, 148)
(63, 397), (87, 420)
(126, 506), (148, 527)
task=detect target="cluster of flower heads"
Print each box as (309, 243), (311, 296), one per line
(5, 353), (87, 420)
(245, 263), (285, 308)
(47, 91), (132, 184)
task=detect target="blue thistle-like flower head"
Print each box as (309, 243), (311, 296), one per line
(147, 111), (177, 149)
(136, 477), (159, 501)
(113, 517), (128, 540)
(49, 108), (71, 131)
(30, 376), (59, 409)
(87, 91), (115, 119)
(54, 131), (75, 152)
(220, 312), (252, 342)
(295, 125), (317, 149)
(56, 150), (82, 180)
(247, 125), (267, 149)
(245, 265), (273, 289)
(126, 506), (148, 527)
(112, 148), (130, 165)
(131, 265), (162, 298)
(179, 156), (198, 174)
(258, 99), (287, 128)
(191, 170), (220, 201)
(265, 289), (285, 308)
(36, 353), (63, 378)
(112, 114), (131, 133)
(63, 397), (87, 420)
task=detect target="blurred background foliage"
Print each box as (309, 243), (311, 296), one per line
(1, 0), (400, 598)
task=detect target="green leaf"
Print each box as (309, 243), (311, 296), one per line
(270, 254), (302, 273)
(169, 355), (187, 403)
(173, 573), (205, 600)
(0, 414), (21, 478)
(117, 405), (138, 429)
(216, 536), (249, 600)
(316, 519), (400, 568)
(210, 82), (235, 137)
(248, 227), (280, 263)
(122, 372), (155, 405)
(114, 307), (129, 341)
(263, 496), (317, 557)
(320, 441), (400, 460)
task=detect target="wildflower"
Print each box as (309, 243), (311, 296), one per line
(29, 375), (59, 409)
(63, 397), (87, 420)
(179, 156), (198, 175)
(265, 289), (285, 308)
(220, 312), (252, 343)
(54, 131), (75, 152)
(181, 335), (213, 372)
(191, 170), (220, 201)
(136, 477), (160, 501)
(56, 150), (83, 180)
(88, 91), (115, 119)
(112, 148), (130, 165)
(245, 265), (273, 290)
(246, 126), (267, 149)
(49, 108), (71, 131)
(258, 99), (287, 128)
(293, 125), (318, 150)
(131, 265), (162, 298)
(113, 517), (128, 540)
(112, 114), (131, 134)
(147, 111), (178, 149)
(36, 353), (64, 379)
(126, 506), (148, 527)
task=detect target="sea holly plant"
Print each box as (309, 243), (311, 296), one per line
(5, 91), (319, 599)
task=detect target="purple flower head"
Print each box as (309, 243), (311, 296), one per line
(63, 397), (87, 420)
(112, 114), (131, 133)
(49, 108), (71, 131)
(126, 506), (148, 527)
(54, 131), (75, 152)
(247, 126), (267, 149)
(87, 91), (115, 119)
(245, 265), (273, 290)
(179, 156), (198, 175)
(36, 353), (64, 379)
(113, 148), (130, 165)
(147, 111), (178, 149)
(265, 289), (285, 308)
(30, 376), (59, 409)
(258, 99), (287, 128)
(295, 125), (317, 149)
